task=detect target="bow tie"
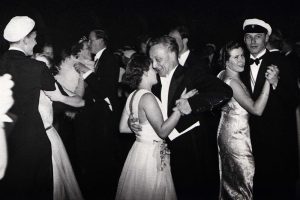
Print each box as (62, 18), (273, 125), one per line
(249, 57), (263, 65)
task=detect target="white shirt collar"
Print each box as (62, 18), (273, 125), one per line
(178, 50), (190, 66)
(161, 65), (178, 81)
(250, 48), (266, 59)
(9, 47), (26, 55)
(94, 47), (106, 61)
(285, 50), (292, 56)
(269, 49), (279, 52)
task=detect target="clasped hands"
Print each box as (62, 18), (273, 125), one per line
(265, 65), (279, 89)
(74, 62), (90, 74)
(128, 88), (198, 133)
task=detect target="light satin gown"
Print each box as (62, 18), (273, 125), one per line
(217, 77), (255, 200)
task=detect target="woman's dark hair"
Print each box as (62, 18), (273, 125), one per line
(122, 54), (152, 89)
(71, 36), (88, 56)
(220, 41), (243, 68)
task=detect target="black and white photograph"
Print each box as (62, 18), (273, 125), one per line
(0, 0), (299, 199)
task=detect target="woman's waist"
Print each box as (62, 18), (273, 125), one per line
(221, 111), (249, 119)
(135, 136), (163, 145)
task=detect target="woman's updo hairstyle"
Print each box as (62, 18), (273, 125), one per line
(71, 36), (88, 56)
(122, 54), (152, 89)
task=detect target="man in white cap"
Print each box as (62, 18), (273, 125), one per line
(240, 18), (299, 199)
(0, 16), (55, 200)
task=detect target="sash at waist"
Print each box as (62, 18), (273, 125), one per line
(135, 137), (170, 171)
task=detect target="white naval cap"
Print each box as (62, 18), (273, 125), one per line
(243, 18), (272, 36)
(3, 16), (35, 42)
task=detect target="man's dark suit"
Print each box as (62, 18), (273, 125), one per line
(184, 52), (221, 199)
(74, 48), (119, 199)
(152, 65), (232, 199)
(285, 50), (300, 84)
(0, 50), (55, 200)
(184, 51), (209, 73)
(241, 50), (299, 199)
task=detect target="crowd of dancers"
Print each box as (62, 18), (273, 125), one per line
(0, 15), (299, 200)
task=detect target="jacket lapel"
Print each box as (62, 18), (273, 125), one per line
(95, 49), (106, 73)
(168, 65), (185, 115)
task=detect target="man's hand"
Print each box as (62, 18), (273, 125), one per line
(44, 84), (64, 102)
(65, 111), (76, 119)
(128, 113), (142, 133)
(180, 88), (198, 99)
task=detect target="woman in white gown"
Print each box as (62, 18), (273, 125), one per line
(116, 54), (197, 200)
(55, 37), (93, 96)
(35, 55), (85, 200)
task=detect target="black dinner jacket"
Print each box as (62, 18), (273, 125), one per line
(84, 48), (119, 112)
(152, 65), (232, 133)
(184, 50), (209, 73)
(240, 49), (300, 181)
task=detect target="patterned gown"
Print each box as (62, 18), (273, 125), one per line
(116, 89), (177, 200)
(217, 77), (255, 200)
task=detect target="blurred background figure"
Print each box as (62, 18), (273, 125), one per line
(282, 37), (300, 88)
(42, 43), (55, 60)
(266, 28), (283, 53)
(136, 34), (151, 54)
(71, 36), (94, 71)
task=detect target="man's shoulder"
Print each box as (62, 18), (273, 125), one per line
(185, 50), (209, 72)
(0, 51), (46, 70)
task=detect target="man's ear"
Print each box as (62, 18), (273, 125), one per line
(183, 38), (188, 45)
(22, 37), (28, 45)
(265, 34), (269, 43)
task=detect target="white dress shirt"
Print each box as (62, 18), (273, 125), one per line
(9, 47), (26, 54)
(178, 50), (190, 66)
(250, 49), (266, 91)
(160, 66), (177, 117)
(82, 48), (106, 79)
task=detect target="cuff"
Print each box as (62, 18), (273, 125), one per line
(82, 70), (93, 79)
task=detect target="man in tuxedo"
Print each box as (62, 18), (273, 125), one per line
(0, 16), (56, 200)
(240, 18), (299, 199)
(144, 36), (232, 199)
(168, 25), (209, 73)
(169, 26), (221, 198)
(74, 29), (119, 199)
